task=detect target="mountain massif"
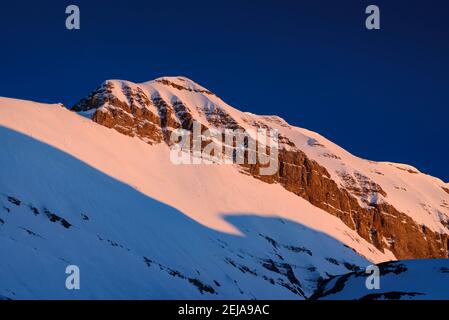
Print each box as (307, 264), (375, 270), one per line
(0, 76), (448, 299)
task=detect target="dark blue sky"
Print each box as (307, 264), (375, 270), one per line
(1, 0), (448, 181)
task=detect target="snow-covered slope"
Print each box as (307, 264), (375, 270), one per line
(312, 259), (449, 300)
(0, 97), (389, 299)
(0, 75), (448, 299)
(74, 76), (449, 235)
(72, 76), (449, 260)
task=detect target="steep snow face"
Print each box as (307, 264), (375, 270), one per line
(68, 76), (449, 261)
(313, 259), (449, 300)
(0, 97), (392, 299)
(74, 77), (449, 236)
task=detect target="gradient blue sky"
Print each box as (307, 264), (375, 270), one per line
(1, 0), (448, 181)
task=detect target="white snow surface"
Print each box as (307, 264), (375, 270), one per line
(0, 96), (392, 299)
(0, 76), (447, 299)
(103, 76), (449, 234)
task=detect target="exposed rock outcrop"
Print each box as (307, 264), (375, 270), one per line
(243, 142), (448, 259)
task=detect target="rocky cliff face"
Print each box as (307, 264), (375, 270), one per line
(72, 76), (449, 260)
(242, 139), (448, 259)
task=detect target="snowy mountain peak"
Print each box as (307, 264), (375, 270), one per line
(1, 76), (449, 298)
(69, 76), (449, 261)
(151, 76), (215, 95)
